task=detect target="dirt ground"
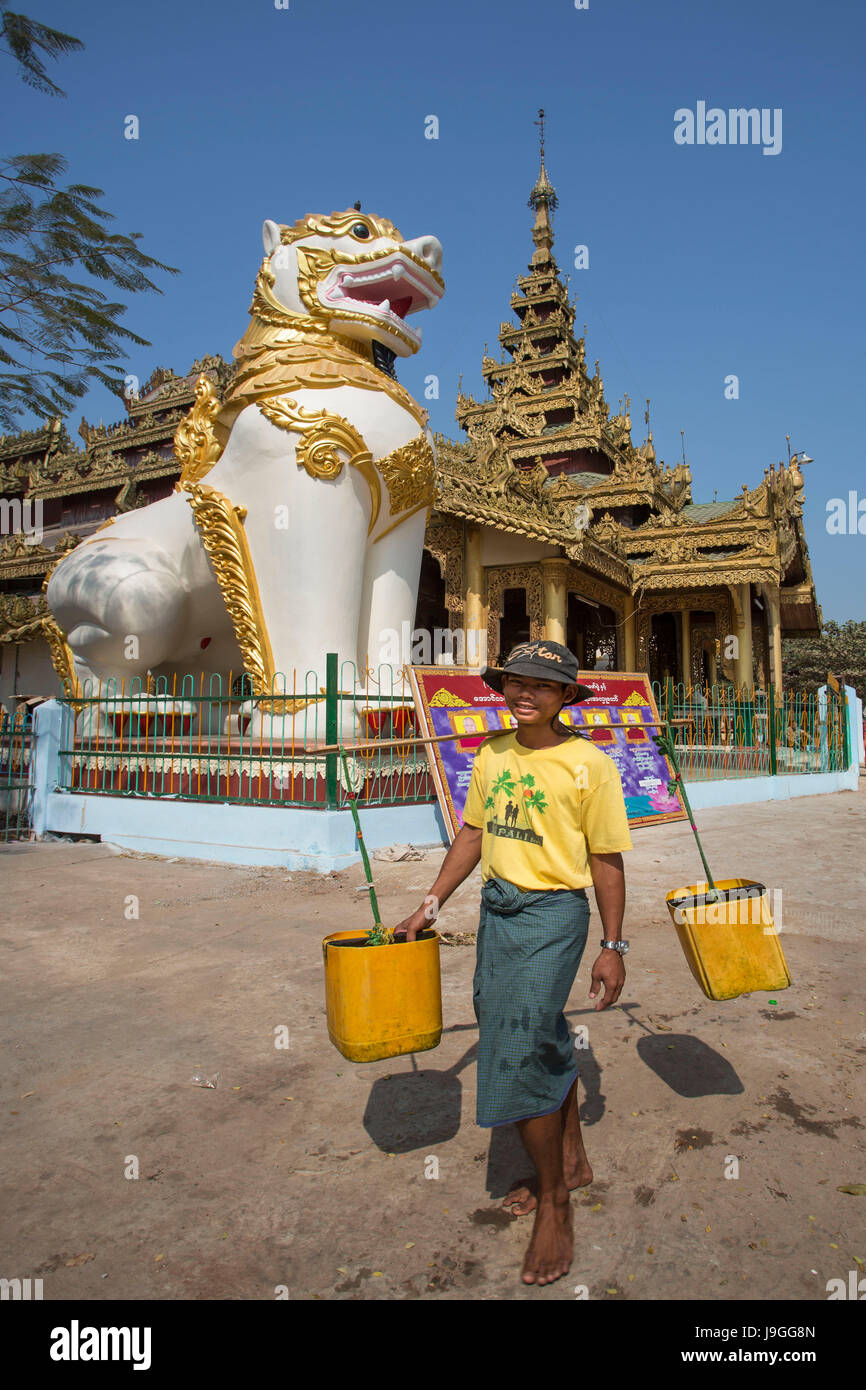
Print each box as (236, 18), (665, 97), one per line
(1, 783), (863, 1302)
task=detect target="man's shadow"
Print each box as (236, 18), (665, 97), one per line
(484, 1023), (605, 1200)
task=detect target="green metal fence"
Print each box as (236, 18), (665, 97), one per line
(52, 666), (849, 810)
(651, 680), (848, 781)
(57, 657), (435, 810)
(1, 708), (33, 842)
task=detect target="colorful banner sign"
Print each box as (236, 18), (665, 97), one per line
(407, 666), (686, 841)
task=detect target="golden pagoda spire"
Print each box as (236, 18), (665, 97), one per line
(528, 107), (558, 266)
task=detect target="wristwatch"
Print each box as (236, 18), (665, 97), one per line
(600, 939), (629, 954)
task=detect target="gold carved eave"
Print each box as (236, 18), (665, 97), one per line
(76, 409), (188, 454)
(126, 384), (197, 417)
(499, 320), (569, 345)
(458, 418), (599, 452)
(0, 593), (51, 643)
(35, 473), (113, 500)
(0, 534), (81, 581)
(511, 277), (570, 300)
(633, 560), (780, 592)
(126, 363), (229, 420)
(0, 558), (55, 581)
(1, 618), (45, 644)
(507, 433), (609, 463)
(503, 388), (581, 412)
(780, 581), (817, 604)
(484, 351), (574, 376)
(31, 447), (181, 499)
(122, 452), (181, 482)
(457, 393), (553, 419)
(0, 555), (56, 581)
(779, 580), (820, 631)
(496, 345), (572, 371)
(637, 590), (732, 612)
(436, 492), (562, 546)
(617, 525), (774, 553)
(435, 474), (630, 589)
(565, 539), (631, 590)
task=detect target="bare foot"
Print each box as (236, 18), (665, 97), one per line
(503, 1155), (593, 1216)
(521, 1194), (573, 1286)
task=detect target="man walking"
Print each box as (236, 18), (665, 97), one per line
(398, 641), (633, 1286)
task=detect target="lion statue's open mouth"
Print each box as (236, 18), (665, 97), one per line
(280, 209), (444, 359)
(319, 249), (443, 348)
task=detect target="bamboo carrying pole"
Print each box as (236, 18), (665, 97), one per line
(311, 717), (684, 757)
(338, 747), (384, 931)
(654, 721), (719, 903)
(319, 729), (498, 755)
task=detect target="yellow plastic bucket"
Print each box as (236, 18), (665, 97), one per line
(322, 929), (443, 1062)
(665, 878), (791, 1001)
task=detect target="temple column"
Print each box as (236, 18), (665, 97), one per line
(623, 594), (636, 671)
(464, 524), (485, 662)
(728, 582), (754, 690)
(763, 582), (783, 705)
(540, 559), (568, 644)
(680, 608), (691, 686)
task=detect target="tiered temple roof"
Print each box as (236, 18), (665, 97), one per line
(432, 113), (819, 634)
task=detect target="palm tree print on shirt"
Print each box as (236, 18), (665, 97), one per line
(486, 768), (546, 845)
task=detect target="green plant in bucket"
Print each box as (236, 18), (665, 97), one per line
(365, 923), (396, 946)
(339, 748), (396, 945)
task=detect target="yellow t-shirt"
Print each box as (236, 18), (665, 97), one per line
(461, 731), (633, 891)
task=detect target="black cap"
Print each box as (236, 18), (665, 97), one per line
(481, 640), (595, 702)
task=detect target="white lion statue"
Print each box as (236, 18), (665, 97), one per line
(46, 208), (444, 737)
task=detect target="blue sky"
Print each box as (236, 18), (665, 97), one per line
(3, 0), (864, 620)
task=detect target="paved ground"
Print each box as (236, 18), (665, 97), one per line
(1, 784), (864, 1301)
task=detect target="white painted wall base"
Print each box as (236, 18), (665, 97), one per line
(683, 766), (858, 811)
(41, 787), (449, 872)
